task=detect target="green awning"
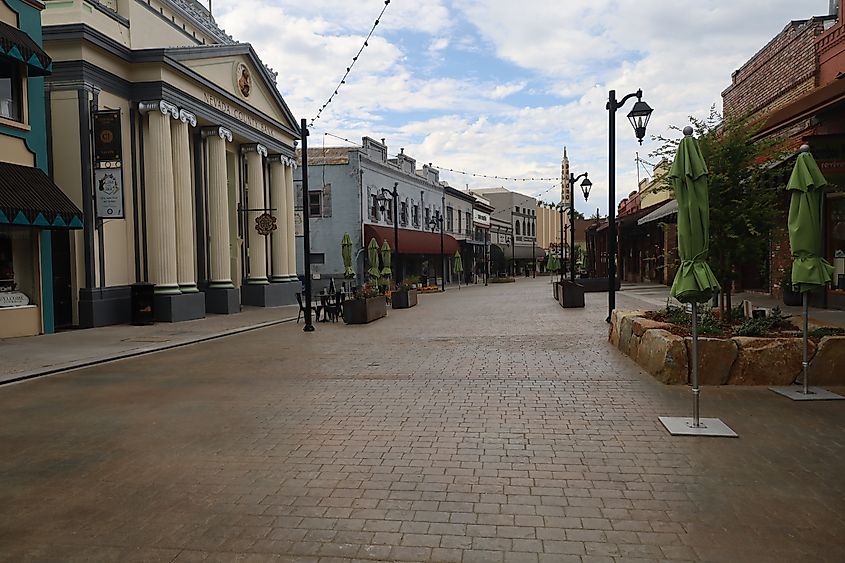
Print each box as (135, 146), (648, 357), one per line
(0, 21), (51, 76)
(0, 162), (82, 229)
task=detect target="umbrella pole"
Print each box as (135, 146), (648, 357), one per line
(803, 291), (809, 395)
(692, 301), (700, 428)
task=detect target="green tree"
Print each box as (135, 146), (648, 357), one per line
(652, 107), (785, 321)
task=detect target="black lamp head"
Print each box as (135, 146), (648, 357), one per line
(627, 99), (653, 145)
(580, 176), (592, 201)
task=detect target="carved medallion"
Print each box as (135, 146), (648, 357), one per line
(255, 212), (277, 236)
(235, 62), (252, 98)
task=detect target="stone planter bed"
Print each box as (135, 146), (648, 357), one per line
(343, 296), (387, 324)
(610, 310), (845, 386)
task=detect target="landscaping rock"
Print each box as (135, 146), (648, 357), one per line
(728, 337), (813, 385)
(612, 311), (645, 350)
(636, 329), (689, 385)
(807, 336), (845, 385)
(685, 337), (738, 385)
(633, 317), (673, 336)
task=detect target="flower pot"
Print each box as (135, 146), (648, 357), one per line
(392, 289), (418, 309)
(343, 296), (387, 324)
(560, 280), (585, 308)
(782, 286), (802, 307)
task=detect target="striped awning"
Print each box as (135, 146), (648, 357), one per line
(0, 162), (82, 228)
(0, 21), (51, 76)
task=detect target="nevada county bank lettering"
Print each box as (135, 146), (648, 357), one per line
(202, 92), (280, 139)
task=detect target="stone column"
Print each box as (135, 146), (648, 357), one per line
(202, 126), (234, 288)
(242, 144), (269, 284)
(268, 156), (289, 281)
(139, 100), (180, 295)
(284, 159), (297, 280)
(171, 109), (198, 292)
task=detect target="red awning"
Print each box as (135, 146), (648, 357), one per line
(364, 224), (459, 255)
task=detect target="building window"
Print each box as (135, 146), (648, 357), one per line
(413, 204), (419, 227)
(457, 210), (462, 233)
(308, 191), (322, 217)
(310, 253), (325, 264)
(465, 211), (472, 235)
(0, 232), (14, 291)
(400, 201), (408, 225)
(425, 206), (431, 226)
(385, 200), (393, 223)
(446, 207), (454, 232)
(515, 221), (521, 235)
(371, 194), (379, 220)
(0, 60), (23, 122)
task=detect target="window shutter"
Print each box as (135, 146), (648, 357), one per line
(322, 184), (332, 217)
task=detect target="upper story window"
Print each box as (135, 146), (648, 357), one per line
(412, 204), (419, 227)
(370, 194), (379, 220)
(308, 191), (322, 217)
(0, 60), (23, 122)
(425, 207), (431, 226)
(446, 207), (454, 232)
(457, 210), (462, 232)
(400, 201), (408, 226)
(515, 221), (521, 235)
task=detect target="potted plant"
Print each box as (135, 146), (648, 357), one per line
(780, 266), (802, 307)
(392, 275), (420, 309)
(343, 283), (387, 324)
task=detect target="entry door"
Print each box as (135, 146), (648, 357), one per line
(51, 230), (73, 329)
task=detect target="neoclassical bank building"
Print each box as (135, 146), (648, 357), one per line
(41, 0), (300, 327)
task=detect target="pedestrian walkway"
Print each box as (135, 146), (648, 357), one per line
(0, 305), (298, 385)
(0, 277), (843, 562)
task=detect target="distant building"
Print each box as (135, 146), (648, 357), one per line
(295, 138), (462, 289)
(472, 187), (543, 275)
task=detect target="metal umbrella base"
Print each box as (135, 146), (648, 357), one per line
(659, 416), (737, 437)
(658, 302), (737, 438)
(769, 386), (844, 401)
(770, 293), (842, 401)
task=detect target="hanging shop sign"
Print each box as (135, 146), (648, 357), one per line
(94, 168), (125, 219)
(93, 110), (122, 164)
(255, 212), (277, 236)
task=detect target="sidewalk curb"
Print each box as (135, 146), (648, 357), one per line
(1, 316), (297, 387)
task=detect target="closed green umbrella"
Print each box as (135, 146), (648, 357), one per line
(669, 132), (720, 304)
(454, 251), (463, 289)
(367, 238), (381, 284)
(381, 240), (392, 281)
(341, 233), (355, 279)
(775, 145), (836, 399)
(666, 127), (723, 432)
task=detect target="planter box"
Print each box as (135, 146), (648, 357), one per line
(559, 280), (585, 308)
(343, 296), (387, 324)
(392, 289), (418, 309)
(782, 287), (802, 307)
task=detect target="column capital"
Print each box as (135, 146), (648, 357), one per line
(268, 154), (297, 168)
(139, 100), (179, 119)
(241, 143), (268, 157)
(201, 126), (233, 142)
(178, 109), (198, 127)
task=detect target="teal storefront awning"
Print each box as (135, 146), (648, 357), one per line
(0, 21), (51, 76)
(0, 162), (82, 228)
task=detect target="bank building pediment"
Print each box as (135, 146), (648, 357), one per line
(164, 44), (299, 138)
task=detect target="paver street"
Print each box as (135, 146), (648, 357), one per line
(1, 278), (844, 563)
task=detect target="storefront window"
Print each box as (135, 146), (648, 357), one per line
(0, 227), (37, 306)
(0, 60), (23, 122)
(829, 195), (845, 290)
(0, 233), (13, 291)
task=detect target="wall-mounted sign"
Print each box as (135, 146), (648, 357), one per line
(93, 110), (122, 164)
(473, 210), (490, 226)
(255, 212), (277, 236)
(94, 168), (124, 219)
(294, 210), (303, 236)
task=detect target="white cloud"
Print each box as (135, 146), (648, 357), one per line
(213, 0), (827, 215)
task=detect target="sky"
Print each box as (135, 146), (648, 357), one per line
(213, 0), (832, 216)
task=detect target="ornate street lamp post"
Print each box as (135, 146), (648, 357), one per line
(569, 172), (592, 283)
(427, 210), (444, 291)
(376, 182), (400, 282)
(606, 89), (653, 322)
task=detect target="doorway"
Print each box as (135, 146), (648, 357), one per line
(51, 230), (73, 329)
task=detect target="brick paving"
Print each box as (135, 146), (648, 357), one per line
(1, 277), (844, 563)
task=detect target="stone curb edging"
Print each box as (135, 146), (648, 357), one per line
(0, 316), (297, 387)
(610, 310), (845, 386)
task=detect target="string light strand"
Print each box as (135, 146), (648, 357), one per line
(310, 0), (391, 127)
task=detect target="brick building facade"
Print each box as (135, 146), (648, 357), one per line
(721, 2), (845, 309)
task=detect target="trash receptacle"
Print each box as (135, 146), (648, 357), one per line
(131, 282), (155, 325)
